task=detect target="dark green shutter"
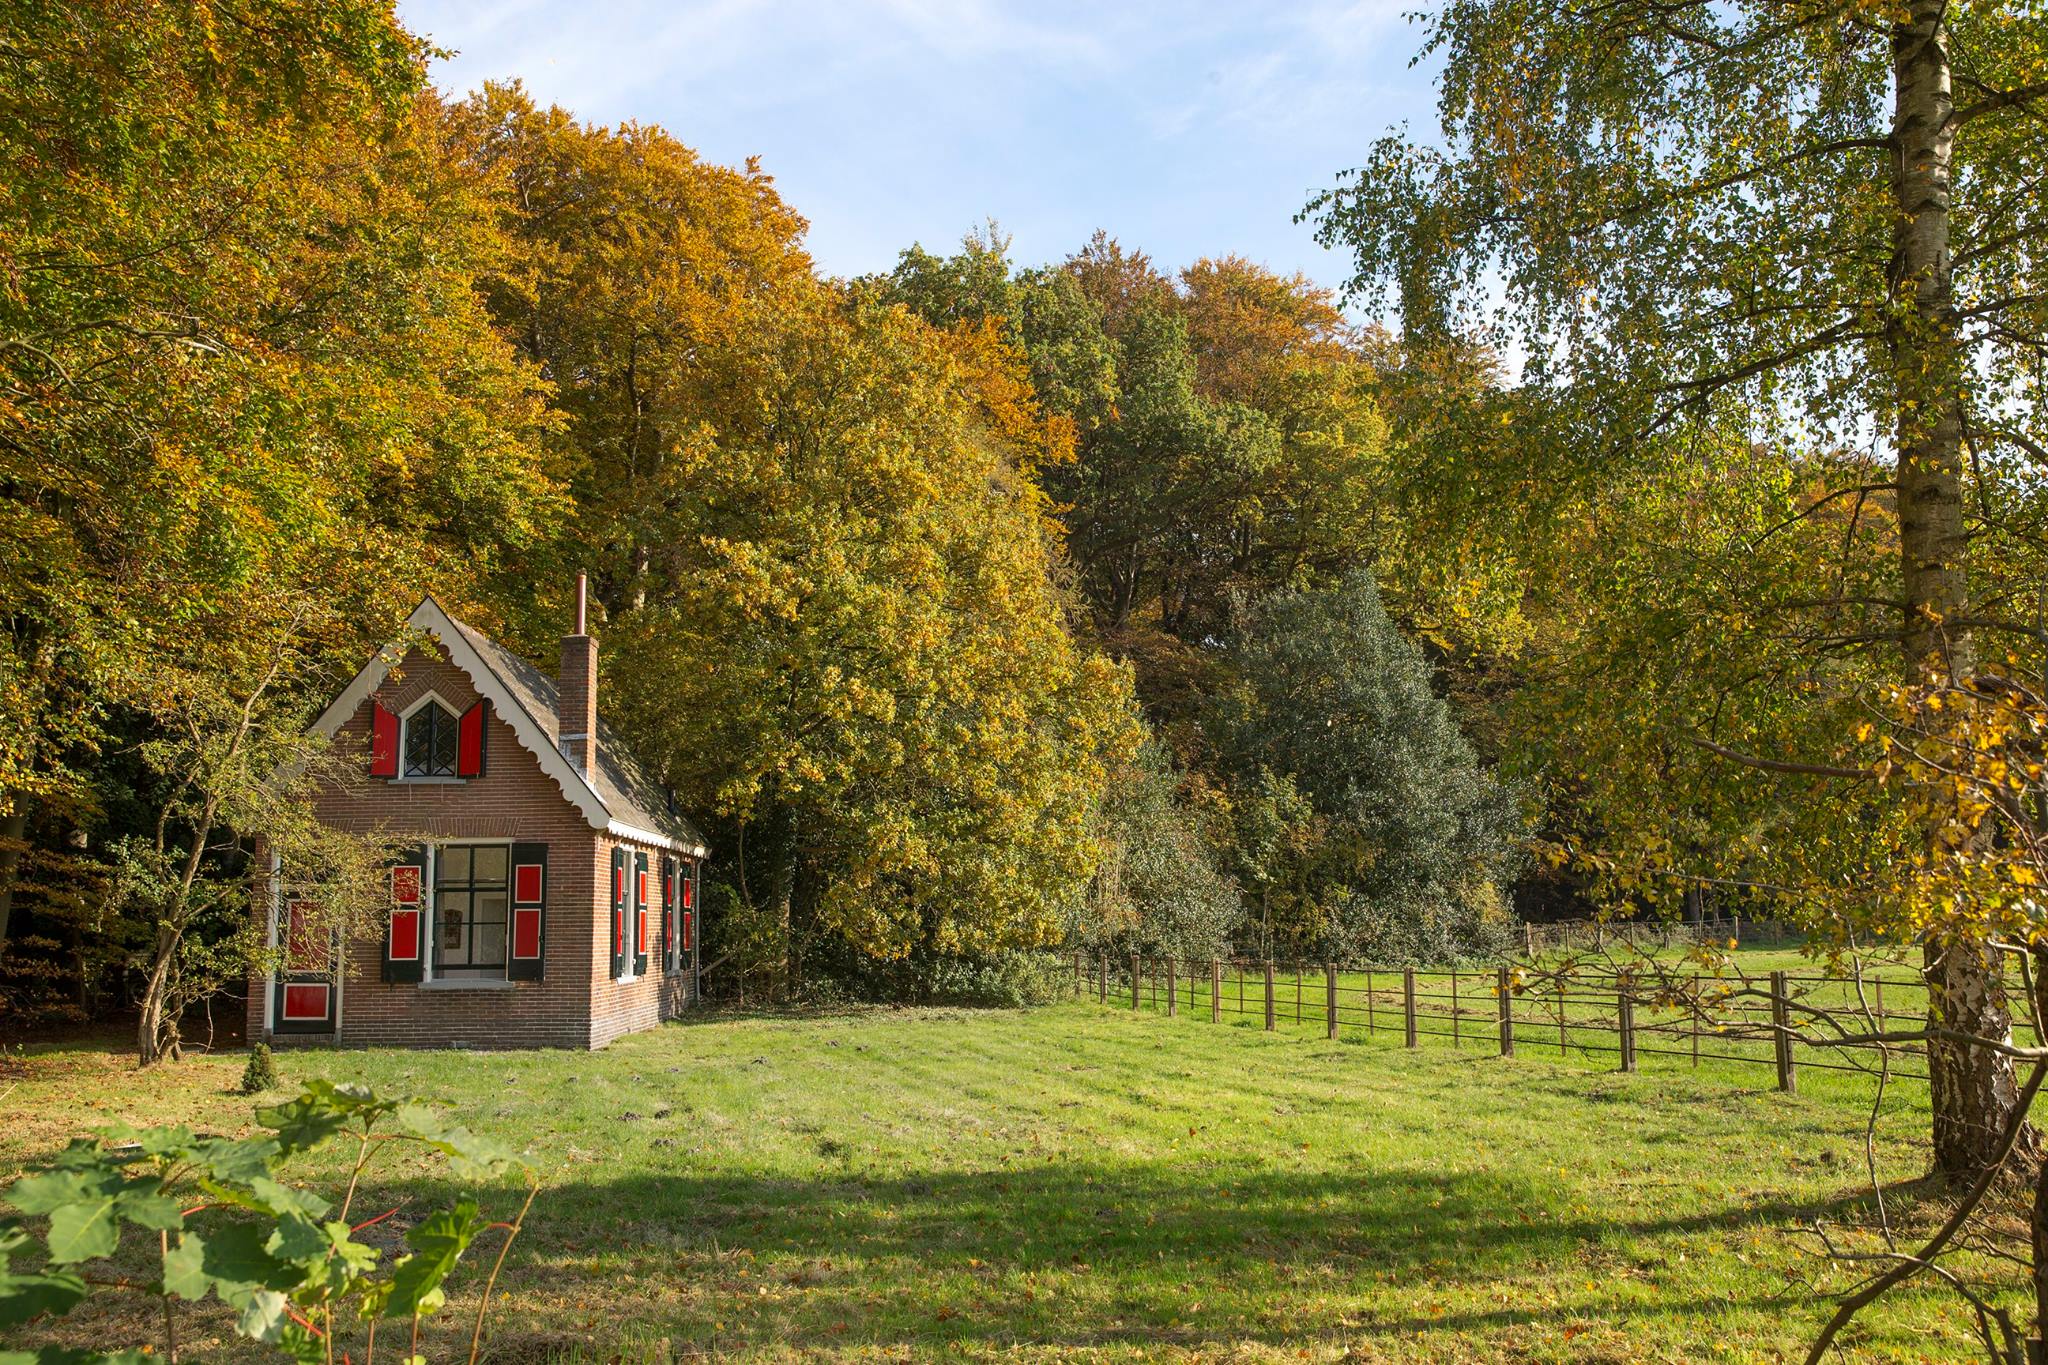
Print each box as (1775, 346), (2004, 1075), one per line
(633, 850), (651, 976)
(662, 856), (680, 973)
(610, 845), (628, 979)
(507, 841), (547, 981)
(382, 845), (428, 984)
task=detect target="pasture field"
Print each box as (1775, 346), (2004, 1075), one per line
(0, 993), (2011, 1362)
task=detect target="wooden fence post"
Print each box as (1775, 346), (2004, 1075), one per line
(1326, 963), (1338, 1039)
(1075, 950), (1083, 996)
(1211, 959), (1221, 1022)
(1097, 953), (1107, 1004)
(1264, 961), (1277, 1031)
(1403, 968), (1418, 1047)
(1166, 956), (1177, 1017)
(1451, 970), (1462, 1049)
(1365, 968), (1376, 1035)
(1618, 986), (1637, 1072)
(1771, 970), (1797, 1093)
(1130, 953), (1141, 1011)
(1498, 966), (1514, 1057)
(1691, 973), (1700, 1068)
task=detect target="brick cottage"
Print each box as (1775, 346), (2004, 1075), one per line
(247, 581), (708, 1049)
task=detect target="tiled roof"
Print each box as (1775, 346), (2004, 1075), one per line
(444, 613), (708, 853)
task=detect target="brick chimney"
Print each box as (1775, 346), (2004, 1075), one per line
(559, 573), (598, 777)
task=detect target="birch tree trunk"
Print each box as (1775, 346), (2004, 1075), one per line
(1889, 0), (2031, 1179)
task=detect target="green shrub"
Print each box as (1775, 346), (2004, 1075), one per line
(920, 950), (1073, 1007)
(0, 1080), (538, 1362)
(237, 1041), (279, 1094)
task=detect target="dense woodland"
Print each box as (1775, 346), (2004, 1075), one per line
(0, 1), (1533, 1051)
(7, 0), (2048, 1199)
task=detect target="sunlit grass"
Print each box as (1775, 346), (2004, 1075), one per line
(1, 997), (2010, 1362)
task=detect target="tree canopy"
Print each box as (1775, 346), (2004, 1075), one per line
(1309, 0), (2048, 1176)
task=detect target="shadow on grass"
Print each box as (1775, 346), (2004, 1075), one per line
(335, 1156), (1932, 1359)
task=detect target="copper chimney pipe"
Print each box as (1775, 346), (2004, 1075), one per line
(574, 572), (588, 636)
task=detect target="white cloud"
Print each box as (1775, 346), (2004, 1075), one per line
(394, 0), (1437, 299)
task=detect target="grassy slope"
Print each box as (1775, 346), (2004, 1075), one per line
(0, 997), (2008, 1363)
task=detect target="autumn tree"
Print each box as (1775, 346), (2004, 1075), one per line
(0, 1), (557, 1057)
(445, 83), (814, 628)
(883, 234), (1394, 705)
(1310, 0), (2048, 1177)
(465, 104), (1136, 991)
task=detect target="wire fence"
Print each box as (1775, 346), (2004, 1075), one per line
(1517, 916), (1802, 955)
(1065, 952), (2015, 1093)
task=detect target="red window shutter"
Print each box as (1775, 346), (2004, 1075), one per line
(682, 910), (694, 952)
(456, 701), (486, 777)
(382, 849), (427, 983)
(370, 703), (399, 778)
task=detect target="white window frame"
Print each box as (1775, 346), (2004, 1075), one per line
(421, 838), (520, 986)
(395, 691), (465, 784)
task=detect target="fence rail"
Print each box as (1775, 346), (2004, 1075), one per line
(1071, 952), (1982, 1092)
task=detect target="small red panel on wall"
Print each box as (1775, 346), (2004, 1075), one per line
(391, 865), (422, 905)
(285, 900), (328, 972)
(514, 863), (544, 904)
(682, 911), (694, 951)
(281, 983), (330, 1021)
(389, 907), (420, 962)
(512, 907), (542, 960)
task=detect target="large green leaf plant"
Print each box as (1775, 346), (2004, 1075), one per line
(0, 1080), (538, 1364)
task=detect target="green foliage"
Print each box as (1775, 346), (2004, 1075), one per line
(0, 1), (558, 1058)
(0, 1081), (536, 1362)
(1303, 0), (2048, 945)
(238, 1045), (280, 1096)
(457, 98), (1139, 988)
(1212, 573), (1524, 961)
(1085, 743), (1241, 961)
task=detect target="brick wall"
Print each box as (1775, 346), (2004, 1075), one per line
(247, 646), (698, 1051)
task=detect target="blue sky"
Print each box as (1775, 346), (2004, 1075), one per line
(396, 1), (1439, 305)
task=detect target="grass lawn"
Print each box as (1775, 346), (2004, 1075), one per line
(0, 996), (2015, 1362)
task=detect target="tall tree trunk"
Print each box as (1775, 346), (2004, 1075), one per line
(136, 799), (217, 1068)
(1890, 1), (2029, 1180)
(136, 921), (180, 1065)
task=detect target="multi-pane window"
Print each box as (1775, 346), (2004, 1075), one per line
(403, 702), (458, 778)
(434, 844), (509, 978)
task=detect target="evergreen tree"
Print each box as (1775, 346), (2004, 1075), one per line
(1214, 572), (1522, 960)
